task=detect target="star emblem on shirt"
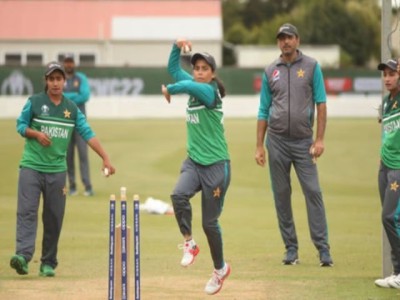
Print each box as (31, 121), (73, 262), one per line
(64, 109), (71, 118)
(213, 187), (221, 198)
(390, 181), (399, 192)
(392, 101), (398, 110)
(297, 68), (305, 78)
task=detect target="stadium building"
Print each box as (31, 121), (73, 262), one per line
(0, 0), (223, 67)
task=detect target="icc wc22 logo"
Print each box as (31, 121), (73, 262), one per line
(0, 69), (146, 96)
(1, 70), (34, 95)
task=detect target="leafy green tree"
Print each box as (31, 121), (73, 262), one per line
(300, 0), (379, 66)
(241, 0), (268, 29)
(222, 0), (381, 67)
(225, 22), (249, 45)
(221, 0), (243, 33)
(222, 0), (298, 30)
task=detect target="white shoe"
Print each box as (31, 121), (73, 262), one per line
(389, 274), (400, 289)
(179, 240), (199, 267)
(375, 274), (397, 288)
(204, 263), (231, 295)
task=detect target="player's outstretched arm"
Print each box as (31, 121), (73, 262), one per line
(87, 137), (115, 177)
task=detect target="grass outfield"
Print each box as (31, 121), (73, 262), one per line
(0, 118), (398, 300)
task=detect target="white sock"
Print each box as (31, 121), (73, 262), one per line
(185, 238), (196, 247)
(216, 263), (226, 274)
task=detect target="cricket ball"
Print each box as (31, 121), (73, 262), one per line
(183, 44), (190, 53)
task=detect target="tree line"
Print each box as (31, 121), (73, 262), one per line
(222, 0), (385, 67)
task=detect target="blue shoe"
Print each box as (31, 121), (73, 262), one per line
(282, 248), (299, 265)
(10, 254), (29, 275)
(69, 189), (78, 196)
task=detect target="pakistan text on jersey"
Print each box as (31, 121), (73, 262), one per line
(41, 126), (70, 139)
(186, 113), (200, 124)
(384, 119), (400, 134)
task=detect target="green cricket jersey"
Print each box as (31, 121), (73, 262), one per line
(381, 92), (400, 169)
(16, 91), (95, 173)
(166, 44), (229, 165)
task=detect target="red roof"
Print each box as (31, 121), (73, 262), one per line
(0, 0), (221, 40)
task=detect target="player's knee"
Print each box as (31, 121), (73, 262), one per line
(304, 189), (323, 202)
(382, 213), (395, 227)
(202, 220), (218, 236)
(274, 188), (291, 199)
(170, 193), (189, 208)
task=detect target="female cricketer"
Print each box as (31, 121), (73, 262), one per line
(375, 58), (400, 289)
(161, 39), (231, 295)
(10, 62), (115, 277)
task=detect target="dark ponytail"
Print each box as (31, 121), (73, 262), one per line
(44, 75), (48, 92)
(213, 77), (226, 98)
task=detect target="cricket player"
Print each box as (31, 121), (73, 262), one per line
(63, 54), (93, 196)
(255, 23), (333, 267)
(375, 58), (400, 289)
(10, 62), (115, 277)
(161, 38), (231, 295)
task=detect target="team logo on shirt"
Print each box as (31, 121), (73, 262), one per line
(391, 181), (399, 192)
(272, 69), (280, 82)
(297, 68), (305, 78)
(213, 187), (221, 198)
(41, 105), (50, 116)
(63, 109), (71, 118)
(383, 100), (398, 113)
